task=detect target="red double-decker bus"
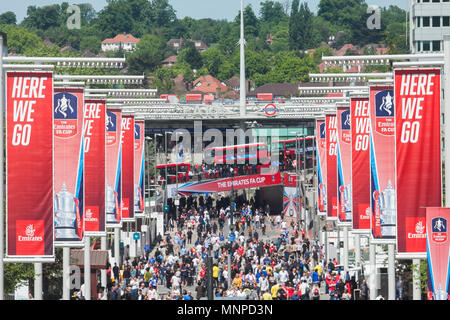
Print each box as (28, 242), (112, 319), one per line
(156, 163), (191, 184)
(203, 143), (270, 178)
(271, 137), (315, 171)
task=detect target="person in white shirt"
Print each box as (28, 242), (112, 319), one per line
(259, 274), (269, 293)
(279, 267), (289, 284)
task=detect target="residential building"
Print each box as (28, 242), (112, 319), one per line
(162, 55), (177, 68)
(101, 33), (140, 52)
(192, 75), (232, 97)
(410, 0), (450, 53)
(167, 39), (208, 53)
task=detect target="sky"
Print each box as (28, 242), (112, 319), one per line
(3, 0), (410, 23)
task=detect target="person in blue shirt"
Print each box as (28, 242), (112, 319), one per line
(290, 290), (300, 300)
(149, 275), (158, 288)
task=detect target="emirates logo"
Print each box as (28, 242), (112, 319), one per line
(86, 209), (92, 219)
(25, 224), (35, 237)
(415, 221), (425, 234)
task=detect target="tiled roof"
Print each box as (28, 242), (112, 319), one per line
(102, 33), (140, 44)
(192, 75), (230, 94)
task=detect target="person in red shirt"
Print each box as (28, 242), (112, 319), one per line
(238, 246), (244, 256)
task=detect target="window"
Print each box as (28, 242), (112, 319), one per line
(432, 0), (440, 3)
(423, 41), (431, 51)
(433, 41), (441, 51)
(417, 17), (421, 27)
(432, 16), (440, 27)
(443, 16), (450, 26)
(423, 17), (430, 27)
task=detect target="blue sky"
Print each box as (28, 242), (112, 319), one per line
(3, 0), (410, 23)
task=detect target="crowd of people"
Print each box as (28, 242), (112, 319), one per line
(68, 194), (398, 301)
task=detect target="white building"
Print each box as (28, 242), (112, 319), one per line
(101, 33), (140, 52)
(410, 0), (450, 53)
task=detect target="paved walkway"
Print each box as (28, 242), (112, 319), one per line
(151, 215), (330, 300)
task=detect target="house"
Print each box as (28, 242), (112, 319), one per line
(167, 39), (208, 53)
(60, 45), (76, 54)
(162, 55), (177, 68)
(192, 75), (231, 96)
(248, 83), (300, 99)
(101, 33), (140, 52)
(224, 77), (255, 93)
(334, 44), (361, 57)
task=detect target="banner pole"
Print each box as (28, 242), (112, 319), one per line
(101, 236), (107, 290)
(114, 227), (120, 268)
(34, 263), (43, 300)
(369, 240), (377, 300)
(354, 234), (361, 269)
(444, 34), (450, 206)
(412, 258), (421, 300)
(84, 236), (91, 300)
(388, 243), (395, 300)
(343, 226), (349, 272)
(62, 247), (70, 300)
(0, 33), (5, 301)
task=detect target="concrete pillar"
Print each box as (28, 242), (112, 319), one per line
(62, 247), (70, 300)
(388, 243), (396, 300)
(34, 263), (43, 300)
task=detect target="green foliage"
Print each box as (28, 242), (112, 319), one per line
(0, 0), (410, 93)
(0, 11), (16, 25)
(201, 48), (225, 78)
(127, 34), (166, 74)
(178, 41), (203, 70)
(4, 263), (34, 295)
(153, 67), (176, 93)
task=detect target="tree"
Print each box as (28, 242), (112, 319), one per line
(21, 5), (61, 30)
(178, 41), (203, 70)
(201, 48), (225, 78)
(298, 2), (313, 50)
(0, 11), (17, 25)
(79, 35), (101, 54)
(153, 67), (176, 93)
(172, 61), (195, 91)
(260, 1), (286, 24)
(127, 34), (165, 74)
(234, 4), (259, 38)
(152, 0), (177, 28)
(288, 0), (300, 50)
(95, 0), (134, 38)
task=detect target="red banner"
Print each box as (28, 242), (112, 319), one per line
(326, 114), (338, 220)
(134, 121), (145, 216)
(316, 120), (327, 215)
(121, 115), (135, 221)
(84, 100), (106, 235)
(6, 72), (54, 258)
(351, 97), (371, 231)
(395, 69), (441, 254)
(54, 87), (85, 244)
(369, 86), (396, 241)
(426, 208), (450, 300)
(168, 172), (282, 196)
(106, 109), (122, 227)
(337, 106), (352, 225)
